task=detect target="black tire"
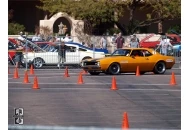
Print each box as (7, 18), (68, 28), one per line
(89, 72), (100, 75)
(153, 61), (166, 74)
(108, 63), (120, 75)
(33, 57), (44, 69)
(140, 72), (146, 75)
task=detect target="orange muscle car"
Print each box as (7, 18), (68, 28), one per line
(81, 48), (175, 75)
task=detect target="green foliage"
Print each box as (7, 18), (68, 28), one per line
(143, 0), (181, 21)
(167, 24), (181, 34)
(8, 22), (25, 35)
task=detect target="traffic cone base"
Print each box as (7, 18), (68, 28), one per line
(122, 112), (129, 129)
(32, 76), (40, 89)
(77, 73), (84, 84)
(170, 72), (177, 85)
(30, 65), (34, 75)
(135, 66), (140, 76)
(64, 67), (70, 77)
(23, 71), (30, 83)
(13, 68), (19, 79)
(110, 76), (118, 90)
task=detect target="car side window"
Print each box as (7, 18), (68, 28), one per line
(131, 50), (144, 57)
(79, 48), (87, 51)
(67, 46), (77, 52)
(143, 50), (152, 57)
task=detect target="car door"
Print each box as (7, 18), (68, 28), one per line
(65, 45), (80, 64)
(126, 49), (151, 72)
(41, 45), (58, 64)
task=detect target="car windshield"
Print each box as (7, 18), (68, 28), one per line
(111, 49), (131, 56)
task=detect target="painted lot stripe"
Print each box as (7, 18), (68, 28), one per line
(8, 87), (181, 92)
(8, 82), (181, 86)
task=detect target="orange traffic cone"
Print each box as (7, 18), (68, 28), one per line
(77, 72), (84, 84)
(135, 66), (140, 76)
(64, 67), (70, 77)
(170, 72), (176, 85)
(122, 112), (129, 129)
(32, 76), (40, 89)
(30, 65), (34, 75)
(110, 76), (118, 90)
(82, 69), (88, 74)
(23, 71), (29, 83)
(13, 67), (19, 79)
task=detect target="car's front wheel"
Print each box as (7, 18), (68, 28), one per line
(153, 61), (166, 74)
(108, 63), (120, 75)
(33, 57), (44, 69)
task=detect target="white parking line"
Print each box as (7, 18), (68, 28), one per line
(8, 82), (181, 86)
(8, 87), (181, 92)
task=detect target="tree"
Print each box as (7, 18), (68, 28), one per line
(137, 0), (181, 33)
(8, 9), (25, 35)
(37, 0), (128, 34)
(37, 0), (181, 35)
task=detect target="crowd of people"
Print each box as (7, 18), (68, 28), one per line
(12, 32), (174, 68)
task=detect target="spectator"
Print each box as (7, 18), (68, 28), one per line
(129, 37), (140, 48)
(115, 32), (125, 49)
(63, 34), (73, 42)
(15, 39), (24, 68)
(156, 35), (173, 55)
(133, 34), (140, 43)
(32, 33), (42, 42)
(100, 35), (107, 49)
(111, 33), (117, 45)
(52, 37), (69, 68)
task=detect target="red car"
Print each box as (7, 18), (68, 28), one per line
(139, 33), (181, 49)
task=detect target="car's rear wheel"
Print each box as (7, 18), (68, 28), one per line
(153, 61), (166, 74)
(89, 72), (100, 75)
(33, 57), (44, 69)
(108, 63), (120, 75)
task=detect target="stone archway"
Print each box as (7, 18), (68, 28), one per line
(53, 17), (71, 35)
(39, 12), (84, 42)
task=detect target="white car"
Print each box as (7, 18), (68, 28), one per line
(23, 42), (109, 68)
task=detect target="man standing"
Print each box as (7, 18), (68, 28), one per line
(100, 35), (107, 49)
(52, 37), (68, 68)
(156, 36), (173, 55)
(129, 37), (140, 48)
(15, 39), (24, 68)
(115, 32), (125, 49)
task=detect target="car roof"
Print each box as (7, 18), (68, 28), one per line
(121, 47), (154, 51)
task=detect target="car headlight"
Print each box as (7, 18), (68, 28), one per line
(95, 62), (100, 66)
(81, 62), (84, 67)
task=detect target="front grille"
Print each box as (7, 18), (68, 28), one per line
(84, 62), (97, 66)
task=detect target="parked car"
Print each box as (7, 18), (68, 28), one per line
(81, 48), (175, 75)
(22, 42), (109, 69)
(139, 33), (181, 49)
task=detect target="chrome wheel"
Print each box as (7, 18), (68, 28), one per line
(154, 62), (166, 74)
(108, 63), (120, 75)
(33, 58), (44, 69)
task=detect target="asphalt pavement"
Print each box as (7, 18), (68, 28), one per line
(8, 67), (181, 129)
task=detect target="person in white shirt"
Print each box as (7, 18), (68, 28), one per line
(100, 35), (107, 49)
(156, 36), (173, 55)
